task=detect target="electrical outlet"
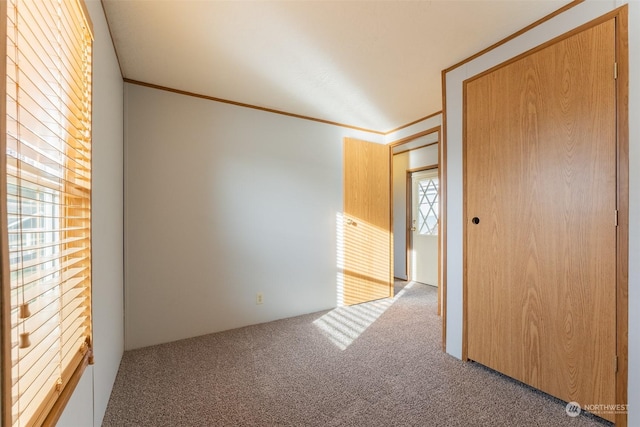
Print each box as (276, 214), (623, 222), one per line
(256, 293), (264, 305)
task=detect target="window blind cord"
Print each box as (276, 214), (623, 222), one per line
(55, 0), (64, 394)
(12, 3), (31, 352)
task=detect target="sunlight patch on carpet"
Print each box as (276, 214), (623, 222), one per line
(313, 281), (414, 350)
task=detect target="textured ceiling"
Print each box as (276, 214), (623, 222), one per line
(102, 0), (573, 132)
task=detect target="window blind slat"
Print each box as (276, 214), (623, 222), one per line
(5, 36), (58, 97)
(8, 236), (87, 255)
(7, 5), (58, 71)
(61, 287), (85, 310)
(10, 4), (88, 109)
(6, 189), (89, 210)
(11, 325), (58, 374)
(11, 288), (61, 326)
(7, 225), (88, 235)
(13, 311), (86, 378)
(11, 363), (59, 425)
(9, 246), (85, 272)
(10, 259), (87, 294)
(7, 99), (92, 167)
(7, 175), (91, 201)
(11, 315), (59, 373)
(6, 107), (92, 161)
(10, 276), (87, 320)
(61, 318), (86, 361)
(7, 157), (91, 193)
(8, 213), (88, 225)
(6, 156), (65, 191)
(8, 80), (90, 142)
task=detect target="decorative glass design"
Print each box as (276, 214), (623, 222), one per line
(417, 177), (439, 235)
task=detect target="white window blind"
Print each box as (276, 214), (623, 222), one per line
(2, 0), (93, 426)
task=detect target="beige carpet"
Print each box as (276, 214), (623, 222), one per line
(102, 282), (611, 426)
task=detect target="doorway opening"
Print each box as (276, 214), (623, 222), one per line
(389, 127), (442, 316)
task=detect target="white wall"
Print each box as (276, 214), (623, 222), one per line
(443, 0), (638, 423)
(57, 0), (124, 425)
(124, 83), (383, 350)
(392, 142), (439, 279)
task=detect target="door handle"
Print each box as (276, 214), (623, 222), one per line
(472, 217), (480, 224)
(410, 226), (416, 231)
(346, 218), (357, 226)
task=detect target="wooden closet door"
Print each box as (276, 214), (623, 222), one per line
(465, 19), (616, 421)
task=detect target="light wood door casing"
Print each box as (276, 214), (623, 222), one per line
(465, 20), (616, 421)
(343, 138), (392, 305)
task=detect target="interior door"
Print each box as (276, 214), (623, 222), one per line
(410, 169), (439, 286)
(342, 137), (392, 305)
(465, 20), (616, 421)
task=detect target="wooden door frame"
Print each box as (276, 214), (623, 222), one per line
(388, 127), (442, 317)
(459, 7), (628, 425)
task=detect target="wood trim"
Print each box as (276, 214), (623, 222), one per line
(124, 78), (386, 136)
(388, 126), (440, 148)
(444, 0), (584, 74)
(384, 111), (442, 135)
(407, 165), (438, 175)
(100, 0), (125, 77)
(389, 144), (394, 297)
(440, 68), (448, 352)
(437, 144), (442, 317)
(615, 6), (629, 427)
(393, 141), (439, 156)
(0, 0), (10, 423)
(405, 171), (411, 280)
(461, 77), (468, 363)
